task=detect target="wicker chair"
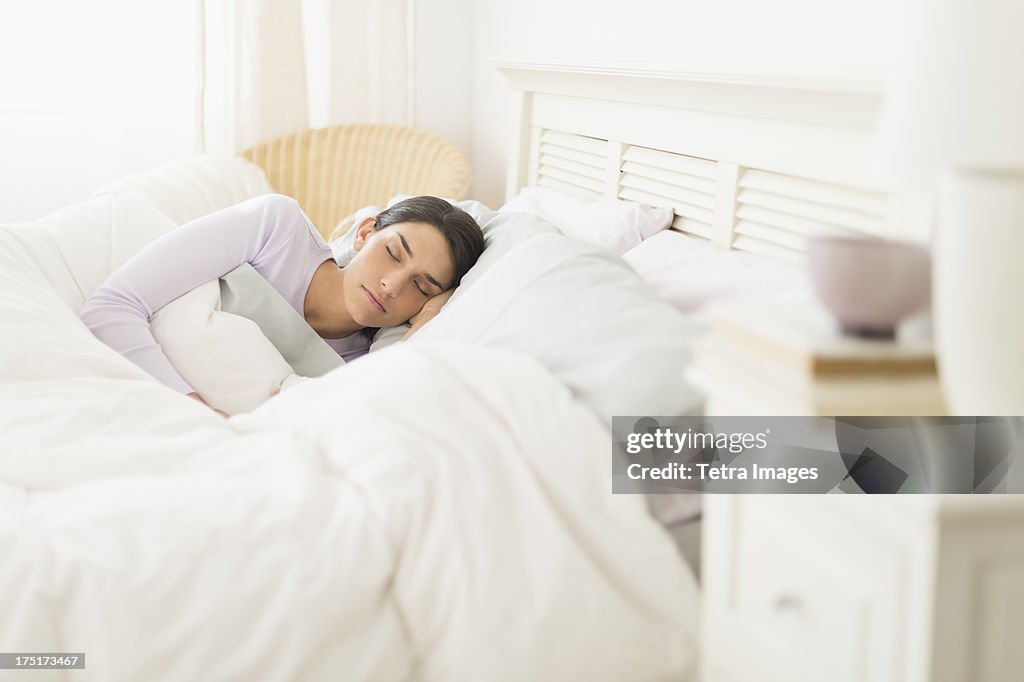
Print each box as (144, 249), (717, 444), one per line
(241, 124), (472, 240)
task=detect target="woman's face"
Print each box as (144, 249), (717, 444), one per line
(343, 219), (455, 327)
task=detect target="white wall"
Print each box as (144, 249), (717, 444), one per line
(470, 0), (901, 207)
(0, 1), (901, 219)
(0, 1), (196, 223)
(414, 0), (474, 157)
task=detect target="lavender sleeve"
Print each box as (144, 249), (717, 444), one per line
(80, 194), (306, 394)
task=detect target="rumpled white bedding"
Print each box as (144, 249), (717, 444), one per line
(150, 277), (309, 414)
(0, 161), (700, 680)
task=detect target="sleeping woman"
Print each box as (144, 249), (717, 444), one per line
(80, 193), (485, 413)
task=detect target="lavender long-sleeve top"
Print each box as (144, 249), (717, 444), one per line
(80, 194), (371, 394)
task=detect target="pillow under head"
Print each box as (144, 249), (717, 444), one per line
(411, 211), (704, 426)
(336, 198), (559, 351)
(333, 199), (705, 426)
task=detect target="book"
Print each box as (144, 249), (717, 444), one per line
(687, 340), (946, 416)
(707, 301), (935, 377)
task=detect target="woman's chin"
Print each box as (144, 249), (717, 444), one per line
(352, 311), (381, 328)
(354, 308), (397, 328)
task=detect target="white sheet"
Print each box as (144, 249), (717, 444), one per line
(0, 164), (700, 680)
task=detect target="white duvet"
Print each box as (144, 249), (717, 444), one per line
(0, 160), (700, 680)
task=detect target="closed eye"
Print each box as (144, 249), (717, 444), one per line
(389, 242), (431, 296)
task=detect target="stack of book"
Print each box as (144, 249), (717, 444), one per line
(686, 302), (946, 415)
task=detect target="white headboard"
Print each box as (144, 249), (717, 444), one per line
(497, 62), (931, 264)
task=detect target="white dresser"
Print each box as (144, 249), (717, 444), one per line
(701, 495), (1024, 682)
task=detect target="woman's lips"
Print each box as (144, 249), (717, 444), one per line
(363, 286), (385, 312)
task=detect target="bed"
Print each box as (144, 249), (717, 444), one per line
(0, 63), (928, 682)
(0, 155), (706, 681)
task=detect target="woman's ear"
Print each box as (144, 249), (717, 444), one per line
(353, 216), (377, 251)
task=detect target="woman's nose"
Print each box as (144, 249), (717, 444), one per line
(380, 274), (405, 297)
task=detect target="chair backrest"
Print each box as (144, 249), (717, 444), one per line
(242, 124), (472, 239)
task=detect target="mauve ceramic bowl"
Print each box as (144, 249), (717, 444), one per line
(807, 236), (931, 339)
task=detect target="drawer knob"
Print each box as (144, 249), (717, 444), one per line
(772, 593), (805, 616)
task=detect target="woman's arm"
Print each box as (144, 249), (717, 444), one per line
(80, 194), (304, 394)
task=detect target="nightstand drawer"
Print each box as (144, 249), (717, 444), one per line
(707, 498), (911, 682)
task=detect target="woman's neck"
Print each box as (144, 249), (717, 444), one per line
(303, 260), (364, 339)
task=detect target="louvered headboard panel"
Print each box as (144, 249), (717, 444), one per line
(733, 169), (889, 261)
(619, 146), (717, 241)
(535, 130), (606, 198)
(500, 63), (932, 261)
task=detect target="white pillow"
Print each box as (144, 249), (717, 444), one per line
(91, 155), (276, 226)
(499, 186), (674, 255)
(412, 212), (704, 426)
(150, 280), (306, 415)
(621, 230), (814, 319)
(343, 206), (705, 424)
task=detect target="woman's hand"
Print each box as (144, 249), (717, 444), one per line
(187, 391), (229, 418)
(409, 289), (454, 326)
(402, 289), (454, 340)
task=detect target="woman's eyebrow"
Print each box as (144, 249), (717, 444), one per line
(397, 232), (414, 257)
(395, 231), (444, 289)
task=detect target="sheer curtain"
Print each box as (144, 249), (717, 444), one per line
(196, 0), (412, 155)
(0, 1), (196, 222)
(0, 0), (414, 221)
(302, 0), (412, 129)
